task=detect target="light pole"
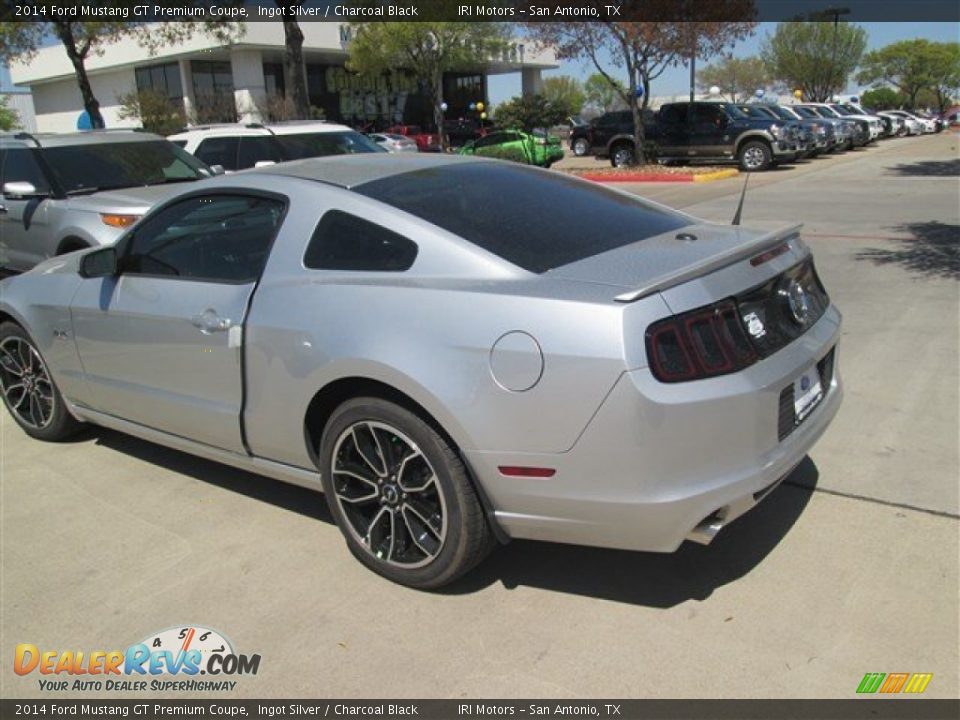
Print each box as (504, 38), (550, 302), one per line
(814, 7), (851, 100)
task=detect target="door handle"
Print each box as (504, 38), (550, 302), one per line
(190, 309), (232, 334)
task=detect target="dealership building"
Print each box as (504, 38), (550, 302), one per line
(9, 23), (558, 133)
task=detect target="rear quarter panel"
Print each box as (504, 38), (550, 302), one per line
(239, 182), (639, 469)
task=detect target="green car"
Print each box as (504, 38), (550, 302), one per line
(459, 129), (564, 168)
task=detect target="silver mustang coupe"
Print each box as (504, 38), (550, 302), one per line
(0, 155), (842, 588)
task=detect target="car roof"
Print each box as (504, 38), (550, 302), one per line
(249, 153), (483, 189)
(168, 121), (356, 141)
(0, 129), (164, 148)
(168, 125), (273, 140)
(268, 121), (354, 135)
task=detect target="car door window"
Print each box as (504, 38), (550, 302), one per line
(123, 194), (285, 282)
(473, 134), (502, 148)
(694, 104), (727, 126)
(237, 136), (285, 169)
(0, 148), (51, 192)
(659, 105), (687, 125)
(195, 137), (240, 171)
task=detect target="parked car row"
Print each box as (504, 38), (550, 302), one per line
(570, 100), (941, 171)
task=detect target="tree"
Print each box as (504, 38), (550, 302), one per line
(583, 73), (625, 115)
(346, 20), (509, 148)
(860, 87), (905, 111)
(762, 21), (868, 103)
(541, 76), (585, 118)
(527, 1), (755, 165)
(0, 20), (242, 129)
(697, 56), (770, 102)
(274, 3), (310, 120)
(859, 40), (960, 112)
(928, 42), (960, 113)
(117, 88), (185, 135)
(493, 94), (566, 132)
(0, 95), (19, 131)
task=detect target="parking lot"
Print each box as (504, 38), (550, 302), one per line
(1, 132), (957, 699)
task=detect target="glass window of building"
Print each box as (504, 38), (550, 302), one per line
(135, 62), (183, 102)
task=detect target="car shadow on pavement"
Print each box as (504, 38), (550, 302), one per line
(885, 158), (960, 176)
(444, 457), (819, 606)
(856, 221), (960, 279)
(92, 428), (334, 524)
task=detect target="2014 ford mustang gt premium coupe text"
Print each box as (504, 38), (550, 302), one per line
(0, 154), (842, 588)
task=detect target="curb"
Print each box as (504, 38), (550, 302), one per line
(692, 169), (741, 183)
(575, 168), (739, 183)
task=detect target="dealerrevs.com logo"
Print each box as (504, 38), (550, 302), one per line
(13, 625), (261, 692)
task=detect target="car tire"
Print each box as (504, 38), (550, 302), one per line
(737, 140), (772, 172)
(572, 138), (589, 157)
(610, 143), (635, 168)
(0, 322), (83, 442)
(319, 397), (494, 589)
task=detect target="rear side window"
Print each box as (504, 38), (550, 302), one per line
(195, 137), (239, 171)
(356, 163), (690, 274)
(276, 131), (383, 159)
(304, 211), (417, 272)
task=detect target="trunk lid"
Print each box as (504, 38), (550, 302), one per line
(547, 223), (802, 301)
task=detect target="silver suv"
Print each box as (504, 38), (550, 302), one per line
(0, 130), (215, 272)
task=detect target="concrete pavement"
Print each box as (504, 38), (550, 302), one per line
(1, 134), (957, 700)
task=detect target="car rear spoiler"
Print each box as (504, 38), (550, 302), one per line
(613, 224), (804, 303)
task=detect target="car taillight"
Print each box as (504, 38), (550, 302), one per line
(646, 300), (758, 382)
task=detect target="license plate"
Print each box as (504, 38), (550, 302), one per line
(794, 365), (824, 423)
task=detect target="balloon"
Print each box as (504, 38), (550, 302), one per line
(480, 112), (487, 120)
(476, 102), (485, 112)
(793, 89), (803, 99)
(709, 85), (720, 96)
(634, 85), (644, 98)
(440, 102), (448, 112)
(469, 102), (476, 111)
(755, 88), (765, 98)
(850, 96), (859, 104)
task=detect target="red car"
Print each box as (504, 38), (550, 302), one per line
(384, 125), (441, 152)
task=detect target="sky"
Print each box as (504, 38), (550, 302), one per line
(489, 22), (960, 104)
(2, 22), (957, 101)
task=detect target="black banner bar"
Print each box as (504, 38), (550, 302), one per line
(3, 0), (960, 23)
(1, 699), (959, 720)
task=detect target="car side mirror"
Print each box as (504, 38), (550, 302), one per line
(2, 181), (45, 199)
(79, 247), (117, 279)
(209, 164), (226, 176)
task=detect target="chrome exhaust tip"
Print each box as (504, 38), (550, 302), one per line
(686, 509), (727, 545)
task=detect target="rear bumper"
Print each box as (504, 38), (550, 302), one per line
(467, 306), (843, 553)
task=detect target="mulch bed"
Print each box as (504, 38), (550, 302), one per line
(560, 165), (734, 182)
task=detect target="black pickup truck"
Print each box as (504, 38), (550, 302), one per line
(576, 102), (801, 171)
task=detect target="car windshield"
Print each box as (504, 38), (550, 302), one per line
(830, 105), (854, 116)
(812, 106), (840, 118)
(723, 104), (749, 119)
(792, 107), (818, 119)
(735, 105), (775, 119)
(840, 104), (864, 114)
(42, 140), (209, 193)
(276, 131), (385, 159)
(766, 106), (796, 121)
(356, 162), (691, 274)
